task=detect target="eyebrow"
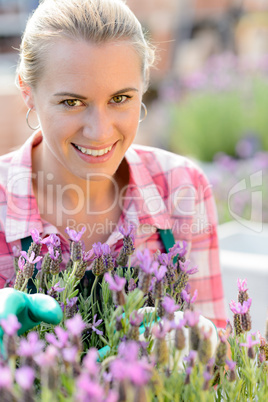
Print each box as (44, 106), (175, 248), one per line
(53, 87), (139, 99)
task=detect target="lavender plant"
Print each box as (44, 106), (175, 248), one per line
(1, 228), (268, 401)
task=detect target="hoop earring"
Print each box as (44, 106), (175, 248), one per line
(139, 102), (147, 123)
(26, 108), (40, 130)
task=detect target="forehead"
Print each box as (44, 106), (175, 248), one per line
(36, 38), (143, 94)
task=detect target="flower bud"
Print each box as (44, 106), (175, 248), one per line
(198, 337), (212, 365)
(234, 313), (243, 336)
(175, 328), (186, 350)
(92, 257), (105, 276)
(241, 312), (252, 332)
(28, 242), (42, 259)
(229, 369), (236, 382)
(70, 240), (82, 262)
(128, 326), (139, 341)
(23, 263), (35, 280)
(74, 261), (88, 280)
(116, 248), (129, 267)
(190, 325), (200, 351)
(174, 272), (189, 296)
(215, 340), (227, 367)
(139, 272), (151, 294)
(123, 235), (135, 256)
(157, 300), (165, 318)
(153, 280), (164, 300)
(155, 338), (168, 366)
(14, 270), (25, 290)
(238, 290), (249, 304)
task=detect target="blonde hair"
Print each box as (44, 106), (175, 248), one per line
(17, 0), (155, 92)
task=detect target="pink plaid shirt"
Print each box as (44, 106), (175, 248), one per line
(0, 132), (226, 327)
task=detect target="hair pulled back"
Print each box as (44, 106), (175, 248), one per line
(17, 0), (155, 91)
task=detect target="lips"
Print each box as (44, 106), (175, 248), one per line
(72, 141), (117, 164)
(73, 143), (113, 156)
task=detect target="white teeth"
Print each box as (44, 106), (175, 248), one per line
(75, 144), (112, 156)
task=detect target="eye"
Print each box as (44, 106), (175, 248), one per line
(110, 95), (130, 104)
(63, 99), (84, 107)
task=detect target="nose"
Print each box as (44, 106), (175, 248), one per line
(82, 106), (113, 142)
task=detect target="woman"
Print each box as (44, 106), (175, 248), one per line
(0, 0), (226, 327)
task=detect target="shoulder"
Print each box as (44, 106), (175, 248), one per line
(0, 151), (15, 192)
(130, 144), (208, 184)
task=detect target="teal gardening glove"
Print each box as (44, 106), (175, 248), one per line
(0, 288), (63, 354)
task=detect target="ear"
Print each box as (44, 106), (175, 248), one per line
(18, 75), (35, 110)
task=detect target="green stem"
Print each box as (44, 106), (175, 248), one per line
(91, 276), (99, 319)
(44, 275), (49, 292)
(20, 278), (29, 293)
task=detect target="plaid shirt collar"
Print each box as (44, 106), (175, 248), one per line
(5, 133), (171, 243)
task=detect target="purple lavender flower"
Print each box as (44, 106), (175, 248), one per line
(12, 245), (21, 258)
(119, 224), (135, 241)
(152, 320), (171, 339)
(17, 332), (45, 357)
(76, 374), (104, 401)
(104, 272), (126, 292)
(153, 265), (167, 281)
(237, 278), (248, 292)
(66, 314), (86, 337)
(63, 297), (78, 312)
(18, 255), (26, 272)
(83, 348), (99, 378)
(0, 366), (12, 390)
(34, 345), (58, 367)
(42, 233), (61, 248)
(240, 334), (260, 359)
(184, 365), (193, 385)
(179, 260), (198, 275)
(203, 370), (212, 390)
(226, 359), (236, 371)
(30, 228), (43, 245)
(162, 296), (180, 315)
(20, 251), (42, 265)
(110, 341), (152, 386)
(0, 314), (21, 336)
(168, 240), (188, 258)
(181, 289), (198, 304)
(240, 334), (260, 348)
(65, 226), (86, 242)
(229, 298), (252, 314)
(184, 350), (197, 366)
(82, 249), (94, 262)
(130, 311), (143, 327)
(15, 366), (35, 390)
(171, 316), (187, 330)
(92, 242), (107, 258)
(90, 315), (103, 336)
(48, 281), (65, 297)
(62, 346), (78, 364)
(136, 249), (156, 275)
(48, 245), (59, 261)
(46, 326), (69, 349)
(157, 252), (173, 267)
(184, 310), (200, 327)
(128, 278), (136, 292)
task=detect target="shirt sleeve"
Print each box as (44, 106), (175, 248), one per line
(171, 163), (227, 328)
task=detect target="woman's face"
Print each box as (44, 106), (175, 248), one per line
(24, 39), (144, 182)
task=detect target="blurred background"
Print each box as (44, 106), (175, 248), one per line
(0, 0), (268, 329)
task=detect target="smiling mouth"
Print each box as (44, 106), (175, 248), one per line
(73, 144), (113, 156)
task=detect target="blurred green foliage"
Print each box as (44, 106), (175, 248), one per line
(167, 76), (268, 161)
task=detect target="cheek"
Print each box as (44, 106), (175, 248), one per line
(120, 109), (140, 135)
